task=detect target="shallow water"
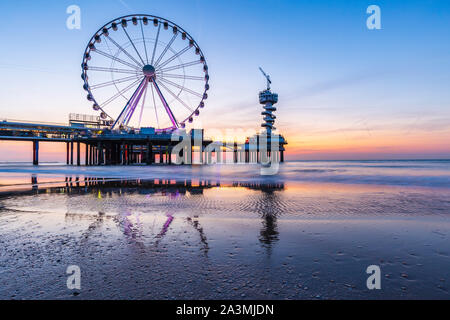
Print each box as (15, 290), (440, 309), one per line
(0, 161), (449, 299)
(1, 159), (450, 188)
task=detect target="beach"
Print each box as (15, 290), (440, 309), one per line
(0, 160), (449, 299)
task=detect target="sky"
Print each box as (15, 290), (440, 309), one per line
(0, 0), (449, 161)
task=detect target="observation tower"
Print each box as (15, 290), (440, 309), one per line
(259, 68), (278, 136)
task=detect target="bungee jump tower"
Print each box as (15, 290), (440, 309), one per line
(242, 68), (287, 163)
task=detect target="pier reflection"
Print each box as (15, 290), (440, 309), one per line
(2, 176), (285, 256)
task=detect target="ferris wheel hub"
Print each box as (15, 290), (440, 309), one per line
(142, 65), (156, 77)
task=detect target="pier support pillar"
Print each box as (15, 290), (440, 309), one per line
(179, 147), (184, 164)
(114, 143), (119, 164)
(207, 150), (212, 164)
(120, 143), (124, 165)
(105, 143), (110, 165)
(32, 140), (39, 165)
(146, 142), (153, 165)
(165, 148), (168, 164)
(70, 141), (74, 165)
(128, 144), (132, 165)
(198, 147), (202, 165)
(98, 142), (103, 165)
(280, 150), (284, 163)
(169, 147), (172, 164)
(77, 142), (81, 166)
(66, 142), (70, 165)
(85, 144), (89, 166)
(216, 149), (221, 164)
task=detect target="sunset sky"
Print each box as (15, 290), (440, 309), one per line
(0, 0), (449, 161)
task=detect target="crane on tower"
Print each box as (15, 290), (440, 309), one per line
(259, 67), (272, 91)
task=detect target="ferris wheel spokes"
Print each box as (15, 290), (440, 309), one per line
(156, 45), (192, 70)
(137, 83), (149, 128)
(156, 80), (194, 113)
(112, 76), (183, 131)
(158, 77), (203, 98)
(121, 25), (146, 66)
(152, 79), (179, 129)
(82, 15), (209, 130)
(154, 33), (178, 67)
(124, 80), (149, 126)
(139, 20), (149, 65)
(112, 77), (148, 129)
(88, 66), (141, 75)
(150, 84), (160, 129)
(104, 35), (144, 68)
(158, 60), (203, 73)
(150, 23), (161, 65)
(90, 74), (142, 90)
(158, 74), (204, 81)
(101, 77), (143, 108)
(93, 48), (142, 71)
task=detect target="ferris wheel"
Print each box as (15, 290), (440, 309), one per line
(81, 15), (209, 132)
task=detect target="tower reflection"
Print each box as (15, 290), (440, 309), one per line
(233, 182), (284, 256)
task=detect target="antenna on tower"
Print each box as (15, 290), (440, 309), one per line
(259, 67), (272, 91)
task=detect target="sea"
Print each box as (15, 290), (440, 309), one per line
(0, 160), (449, 299)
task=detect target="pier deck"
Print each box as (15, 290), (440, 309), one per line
(0, 119), (286, 165)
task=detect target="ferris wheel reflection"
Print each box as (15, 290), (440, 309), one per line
(19, 176), (285, 256)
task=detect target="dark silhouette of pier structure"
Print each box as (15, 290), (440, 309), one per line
(0, 115), (287, 166)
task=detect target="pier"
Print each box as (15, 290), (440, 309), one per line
(0, 115), (287, 166)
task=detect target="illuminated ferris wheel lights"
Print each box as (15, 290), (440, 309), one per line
(82, 15), (209, 132)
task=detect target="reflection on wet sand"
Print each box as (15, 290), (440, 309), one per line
(11, 177), (285, 258)
(235, 182), (283, 255)
(186, 216), (209, 256)
(1, 174), (450, 300)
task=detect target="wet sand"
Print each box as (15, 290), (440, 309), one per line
(0, 162), (449, 299)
